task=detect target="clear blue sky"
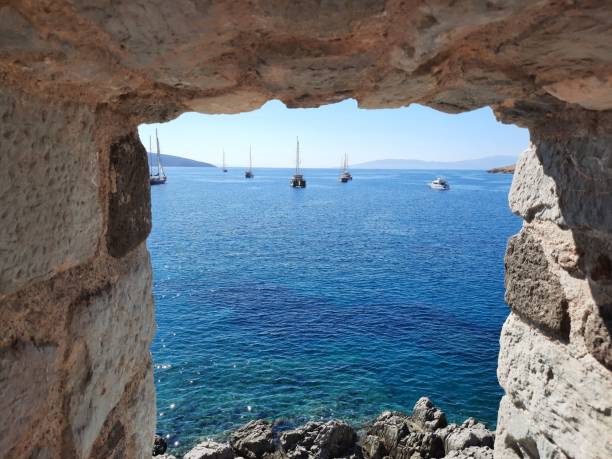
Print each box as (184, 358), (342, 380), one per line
(138, 99), (529, 168)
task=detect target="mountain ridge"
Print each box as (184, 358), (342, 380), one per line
(352, 155), (517, 170)
(147, 152), (215, 167)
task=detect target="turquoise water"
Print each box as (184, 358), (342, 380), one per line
(149, 168), (520, 454)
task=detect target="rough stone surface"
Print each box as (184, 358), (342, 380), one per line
(185, 440), (235, 459)
(280, 420), (357, 459)
(230, 420), (276, 459)
(496, 314), (612, 459)
(107, 132), (152, 258)
(437, 419), (494, 454)
(509, 144), (563, 225)
(0, 90), (102, 296)
(411, 397), (447, 432)
(444, 446), (493, 459)
(504, 228), (570, 340)
(153, 434), (168, 456)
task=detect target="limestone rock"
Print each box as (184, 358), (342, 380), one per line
(155, 455), (177, 459)
(280, 420), (357, 459)
(361, 412), (411, 457)
(230, 420), (275, 459)
(509, 145), (563, 225)
(184, 440), (234, 459)
(496, 314), (612, 458)
(437, 419), (493, 454)
(411, 398), (447, 432)
(443, 446), (493, 459)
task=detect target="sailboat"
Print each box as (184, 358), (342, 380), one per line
(245, 145), (254, 178)
(289, 137), (306, 188)
(338, 153), (353, 182)
(150, 129), (167, 185)
(222, 149), (228, 172)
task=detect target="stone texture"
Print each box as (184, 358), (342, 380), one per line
(496, 314), (612, 459)
(107, 132), (152, 258)
(230, 420), (276, 459)
(185, 440), (235, 459)
(280, 420), (357, 459)
(0, 90), (102, 296)
(411, 397), (447, 432)
(444, 446), (493, 459)
(437, 419), (494, 454)
(504, 228), (570, 340)
(509, 144), (563, 225)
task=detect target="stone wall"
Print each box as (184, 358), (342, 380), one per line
(497, 114), (612, 458)
(0, 88), (155, 459)
(1, 2), (611, 458)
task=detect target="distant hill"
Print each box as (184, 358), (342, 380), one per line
(148, 153), (215, 167)
(352, 155), (518, 170)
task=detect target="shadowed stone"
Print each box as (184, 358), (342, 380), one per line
(505, 229), (570, 340)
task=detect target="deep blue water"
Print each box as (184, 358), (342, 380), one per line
(149, 167), (520, 454)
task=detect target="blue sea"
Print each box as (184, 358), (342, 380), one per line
(148, 167), (520, 454)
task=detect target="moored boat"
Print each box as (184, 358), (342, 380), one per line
(429, 177), (449, 190)
(338, 153), (352, 183)
(290, 137), (306, 188)
(149, 129), (167, 185)
(245, 145), (254, 178)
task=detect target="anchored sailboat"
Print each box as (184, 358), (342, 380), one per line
(289, 137), (306, 188)
(222, 149), (228, 172)
(150, 129), (167, 185)
(245, 145), (254, 178)
(338, 153), (352, 182)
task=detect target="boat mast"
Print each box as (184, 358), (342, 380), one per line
(155, 129), (164, 177)
(149, 135), (153, 176)
(223, 149), (226, 170)
(249, 145), (252, 172)
(295, 137), (300, 174)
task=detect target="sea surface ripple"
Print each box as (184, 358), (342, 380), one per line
(149, 167), (520, 454)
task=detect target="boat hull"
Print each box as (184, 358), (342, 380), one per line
(150, 176), (167, 185)
(245, 171), (254, 178)
(290, 175), (306, 188)
(429, 183), (449, 190)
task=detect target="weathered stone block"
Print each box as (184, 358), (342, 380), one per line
(497, 314), (612, 459)
(0, 341), (60, 458)
(509, 144), (563, 225)
(505, 229), (570, 340)
(0, 90), (102, 296)
(107, 133), (152, 258)
(66, 246), (154, 458)
(535, 135), (612, 232)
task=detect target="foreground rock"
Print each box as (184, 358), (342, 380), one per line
(437, 419), (494, 454)
(280, 420), (357, 459)
(229, 420), (275, 459)
(181, 399), (494, 459)
(361, 398), (493, 459)
(184, 440), (234, 459)
(153, 434), (168, 456)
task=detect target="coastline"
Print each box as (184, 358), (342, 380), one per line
(154, 397), (495, 459)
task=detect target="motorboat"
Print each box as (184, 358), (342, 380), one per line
(429, 177), (449, 190)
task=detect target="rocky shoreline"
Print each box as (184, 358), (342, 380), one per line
(153, 398), (494, 459)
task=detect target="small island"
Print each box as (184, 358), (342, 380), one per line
(487, 164), (515, 174)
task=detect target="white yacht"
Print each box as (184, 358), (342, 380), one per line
(429, 177), (449, 190)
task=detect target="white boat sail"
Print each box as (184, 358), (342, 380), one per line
(150, 129), (167, 185)
(289, 137), (306, 188)
(338, 153), (353, 182)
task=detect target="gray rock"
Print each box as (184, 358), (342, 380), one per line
(438, 419), (494, 454)
(411, 398), (447, 431)
(361, 412), (411, 458)
(443, 446), (493, 459)
(156, 455), (177, 459)
(280, 420), (357, 459)
(230, 420), (275, 459)
(153, 434), (167, 456)
(395, 431), (444, 459)
(184, 440), (234, 459)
